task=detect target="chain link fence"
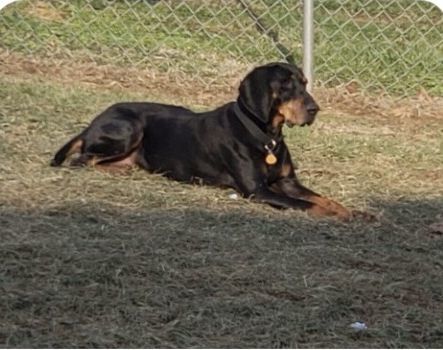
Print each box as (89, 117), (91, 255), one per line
(314, 0), (442, 97)
(0, 0), (442, 98)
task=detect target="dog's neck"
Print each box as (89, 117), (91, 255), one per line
(233, 102), (283, 152)
(267, 109), (285, 139)
(235, 101), (283, 137)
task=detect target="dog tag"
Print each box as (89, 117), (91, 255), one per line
(265, 152), (278, 165)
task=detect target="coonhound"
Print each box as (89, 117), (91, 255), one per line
(51, 62), (367, 221)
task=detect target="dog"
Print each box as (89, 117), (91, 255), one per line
(51, 62), (367, 221)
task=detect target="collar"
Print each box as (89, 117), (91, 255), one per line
(233, 102), (282, 154)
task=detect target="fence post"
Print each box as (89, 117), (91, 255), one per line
(303, 0), (314, 92)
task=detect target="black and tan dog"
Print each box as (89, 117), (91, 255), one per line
(51, 62), (367, 220)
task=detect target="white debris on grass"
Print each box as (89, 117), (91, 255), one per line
(228, 193), (239, 200)
(350, 322), (368, 331)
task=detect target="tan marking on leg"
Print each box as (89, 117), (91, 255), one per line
(92, 149), (139, 174)
(307, 202), (352, 221)
(307, 203), (338, 218)
(88, 134), (143, 168)
(65, 138), (83, 158)
(303, 194), (352, 220)
(105, 149), (139, 167)
(280, 163), (293, 178)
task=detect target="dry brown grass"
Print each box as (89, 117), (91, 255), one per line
(1, 57), (443, 347)
(2, 50), (442, 119)
(25, 0), (66, 22)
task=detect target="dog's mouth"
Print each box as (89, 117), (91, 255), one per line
(301, 119), (315, 127)
(285, 119), (314, 128)
(285, 120), (295, 128)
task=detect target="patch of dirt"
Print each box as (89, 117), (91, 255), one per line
(317, 83), (443, 122)
(1, 50), (442, 119)
(0, 50), (237, 108)
(25, 0), (67, 22)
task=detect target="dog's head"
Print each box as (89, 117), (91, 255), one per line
(237, 62), (320, 128)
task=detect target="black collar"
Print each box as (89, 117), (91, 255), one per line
(233, 102), (282, 153)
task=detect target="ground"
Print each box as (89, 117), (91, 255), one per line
(1, 0), (443, 347)
(1, 53), (442, 347)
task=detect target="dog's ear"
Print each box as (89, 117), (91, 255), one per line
(238, 66), (276, 123)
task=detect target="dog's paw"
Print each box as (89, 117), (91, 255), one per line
(335, 209), (353, 222)
(351, 210), (377, 222)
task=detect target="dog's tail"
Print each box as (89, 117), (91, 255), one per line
(50, 134), (84, 167)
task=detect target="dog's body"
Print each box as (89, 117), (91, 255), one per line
(52, 62), (363, 220)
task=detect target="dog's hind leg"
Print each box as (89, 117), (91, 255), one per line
(50, 135), (84, 167)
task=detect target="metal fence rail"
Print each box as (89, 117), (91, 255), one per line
(0, 0), (441, 98)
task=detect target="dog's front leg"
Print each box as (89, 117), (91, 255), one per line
(247, 185), (346, 218)
(271, 178), (353, 220)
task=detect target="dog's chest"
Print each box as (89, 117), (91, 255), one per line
(263, 145), (294, 183)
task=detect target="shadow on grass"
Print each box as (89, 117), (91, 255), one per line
(370, 197), (443, 236)
(0, 197), (442, 348)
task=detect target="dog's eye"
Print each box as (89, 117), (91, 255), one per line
(282, 78), (293, 88)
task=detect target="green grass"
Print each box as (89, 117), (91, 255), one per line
(315, 2), (443, 94)
(1, 70), (443, 347)
(0, 0), (296, 68)
(0, 0), (441, 95)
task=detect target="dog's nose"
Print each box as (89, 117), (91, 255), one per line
(306, 102), (320, 116)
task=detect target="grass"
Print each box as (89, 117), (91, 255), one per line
(1, 66), (443, 347)
(0, 0), (442, 347)
(0, 0), (442, 95)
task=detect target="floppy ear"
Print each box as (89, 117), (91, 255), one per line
(237, 66), (276, 123)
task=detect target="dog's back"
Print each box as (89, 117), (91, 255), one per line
(140, 103), (236, 183)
